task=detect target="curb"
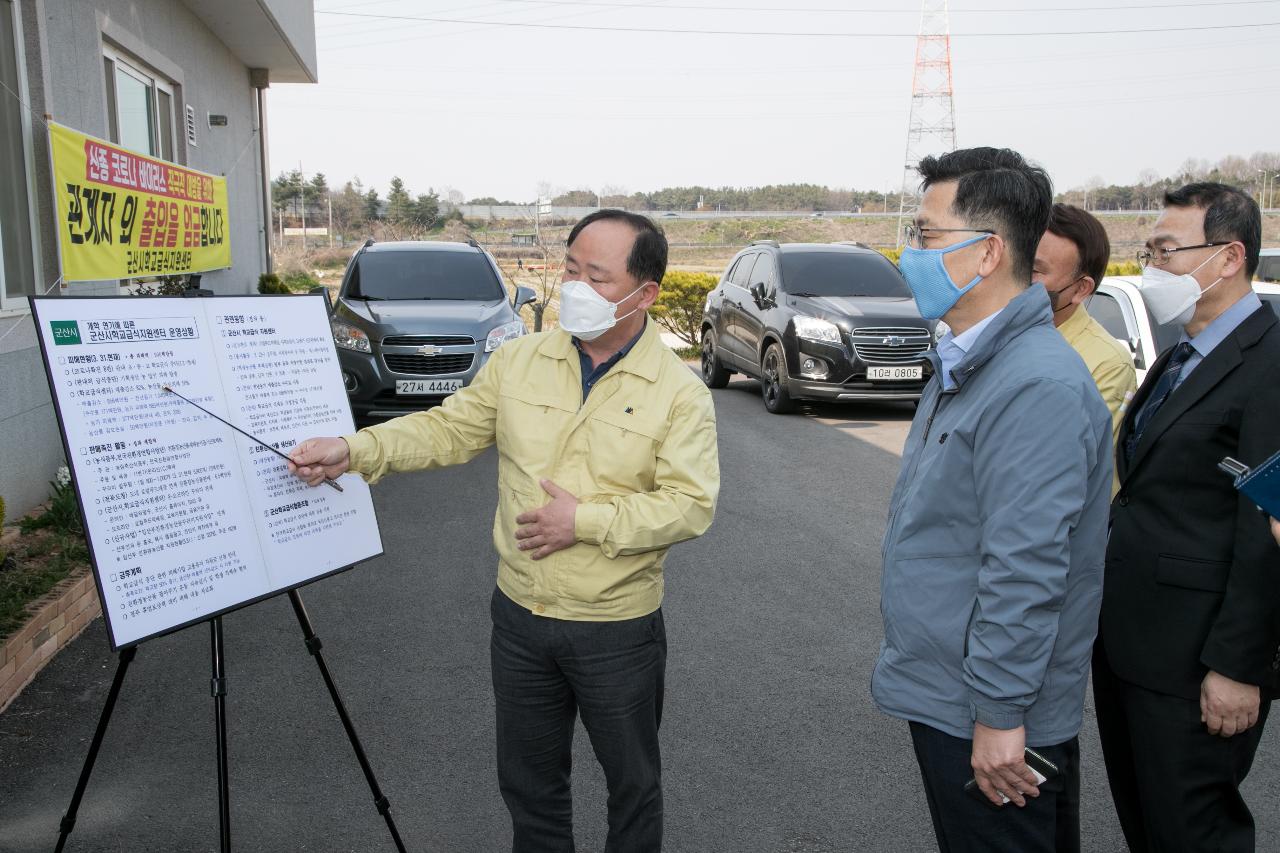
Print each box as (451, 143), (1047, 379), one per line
(0, 553), (100, 714)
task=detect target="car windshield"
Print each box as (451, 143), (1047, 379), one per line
(780, 252), (910, 297)
(347, 250), (505, 301)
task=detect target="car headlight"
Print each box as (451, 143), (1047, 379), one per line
(331, 320), (371, 353)
(486, 319), (525, 352)
(793, 316), (842, 344)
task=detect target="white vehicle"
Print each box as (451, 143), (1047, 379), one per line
(1091, 272), (1280, 386)
(1257, 247), (1280, 284)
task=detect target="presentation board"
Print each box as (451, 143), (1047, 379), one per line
(29, 294), (383, 648)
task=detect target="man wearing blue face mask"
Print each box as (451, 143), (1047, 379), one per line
(288, 209), (720, 852)
(1096, 183), (1280, 853)
(873, 147), (1112, 853)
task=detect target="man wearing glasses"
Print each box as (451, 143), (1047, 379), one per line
(1095, 182), (1280, 852)
(874, 147), (1113, 852)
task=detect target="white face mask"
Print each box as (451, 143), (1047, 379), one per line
(558, 280), (645, 341)
(1138, 245), (1227, 327)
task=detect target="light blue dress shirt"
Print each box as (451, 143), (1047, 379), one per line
(1173, 291), (1263, 390)
(936, 311), (1001, 391)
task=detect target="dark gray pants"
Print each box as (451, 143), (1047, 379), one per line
(908, 721), (1080, 853)
(490, 587), (666, 853)
(1093, 640), (1270, 853)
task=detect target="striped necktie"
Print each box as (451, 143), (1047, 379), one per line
(1125, 341), (1195, 464)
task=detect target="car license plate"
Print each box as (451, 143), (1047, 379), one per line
(396, 379), (462, 395)
(868, 366), (922, 381)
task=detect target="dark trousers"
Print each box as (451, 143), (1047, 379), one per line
(490, 587), (667, 853)
(908, 721), (1080, 853)
(1093, 640), (1271, 853)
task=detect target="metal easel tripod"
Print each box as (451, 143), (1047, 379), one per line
(52, 591), (406, 852)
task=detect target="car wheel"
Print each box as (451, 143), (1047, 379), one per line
(760, 342), (796, 414)
(701, 329), (731, 389)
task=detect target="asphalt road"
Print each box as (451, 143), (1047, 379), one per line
(2, 373), (1278, 852)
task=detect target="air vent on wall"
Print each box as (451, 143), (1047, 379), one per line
(185, 104), (198, 148)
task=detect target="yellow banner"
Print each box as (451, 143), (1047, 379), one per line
(50, 122), (231, 282)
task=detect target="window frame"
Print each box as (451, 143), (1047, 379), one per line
(0, 0), (46, 313)
(102, 43), (177, 163)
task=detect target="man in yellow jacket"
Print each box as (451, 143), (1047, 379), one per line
(1033, 203), (1137, 495)
(289, 210), (719, 852)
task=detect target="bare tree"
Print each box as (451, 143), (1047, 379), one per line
(495, 223), (565, 333)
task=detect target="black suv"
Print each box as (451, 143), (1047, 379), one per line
(700, 241), (936, 413)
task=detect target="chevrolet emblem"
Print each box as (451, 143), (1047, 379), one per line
(417, 344), (443, 356)
(881, 336), (906, 347)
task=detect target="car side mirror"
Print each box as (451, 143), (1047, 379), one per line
(310, 285), (332, 312)
(514, 285), (537, 309)
(749, 282), (765, 305)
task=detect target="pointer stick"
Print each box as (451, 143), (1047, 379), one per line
(161, 385), (344, 492)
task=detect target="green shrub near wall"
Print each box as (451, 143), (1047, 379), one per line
(258, 273), (290, 294)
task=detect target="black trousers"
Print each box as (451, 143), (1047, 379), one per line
(490, 587), (667, 853)
(1093, 640), (1271, 853)
(908, 721), (1080, 853)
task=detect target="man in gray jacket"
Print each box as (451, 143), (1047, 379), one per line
(872, 147), (1112, 853)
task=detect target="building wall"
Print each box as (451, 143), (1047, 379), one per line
(1, 0), (273, 515)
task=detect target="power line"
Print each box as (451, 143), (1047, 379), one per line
(268, 82), (1280, 120)
(322, 33), (1280, 74)
(315, 9), (1280, 36)
(413, 0), (1280, 13)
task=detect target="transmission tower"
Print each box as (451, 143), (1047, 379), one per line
(896, 0), (957, 244)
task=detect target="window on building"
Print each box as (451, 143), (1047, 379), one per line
(0, 0), (39, 306)
(102, 45), (175, 162)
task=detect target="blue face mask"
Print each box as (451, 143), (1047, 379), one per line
(898, 234), (992, 320)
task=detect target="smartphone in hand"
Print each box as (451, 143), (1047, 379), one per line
(962, 747), (1059, 808)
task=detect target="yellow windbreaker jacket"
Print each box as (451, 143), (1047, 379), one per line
(343, 319), (720, 620)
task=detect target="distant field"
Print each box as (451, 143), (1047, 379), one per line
(283, 211), (1280, 283)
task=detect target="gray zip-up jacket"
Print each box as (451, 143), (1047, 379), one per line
(872, 285), (1112, 746)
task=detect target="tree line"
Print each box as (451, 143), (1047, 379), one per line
(273, 149), (1280, 231)
(549, 151), (1280, 212)
(270, 171), (453, 232)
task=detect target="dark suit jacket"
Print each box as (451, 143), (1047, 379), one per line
(1101, 303), (1280, 700)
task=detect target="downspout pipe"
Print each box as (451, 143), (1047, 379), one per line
(250, 68), (272, 274)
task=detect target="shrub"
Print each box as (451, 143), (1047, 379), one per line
(131, 274), (192, 296)
(258, 273), (291, 294)
(0, 495), (7, 566)
(653, 271), (719, 347)
(1106, 260), (1142, 277)
(878, 246), (903, 265)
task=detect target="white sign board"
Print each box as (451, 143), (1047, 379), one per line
(30, 294), (383, 648)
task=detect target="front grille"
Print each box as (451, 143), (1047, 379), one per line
(383, 353), (474, 375)
(381, 334), (474, 347)
(849, 326), (931, 364)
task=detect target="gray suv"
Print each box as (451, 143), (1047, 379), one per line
(327, 239), (535, 422)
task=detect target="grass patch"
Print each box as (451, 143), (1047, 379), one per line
(0, 532), (85, 641)
(1, 472), (91, 641)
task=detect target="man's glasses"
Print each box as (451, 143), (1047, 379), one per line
(1136, 242), (1232, 269)
(903, 224), (995, 250)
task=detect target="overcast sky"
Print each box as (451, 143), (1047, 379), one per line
(266, 0), (1280, 201)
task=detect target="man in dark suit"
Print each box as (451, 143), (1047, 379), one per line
(1096, 182), (1280, 852)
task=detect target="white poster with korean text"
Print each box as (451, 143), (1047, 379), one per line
(30, 294), (382, 648)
